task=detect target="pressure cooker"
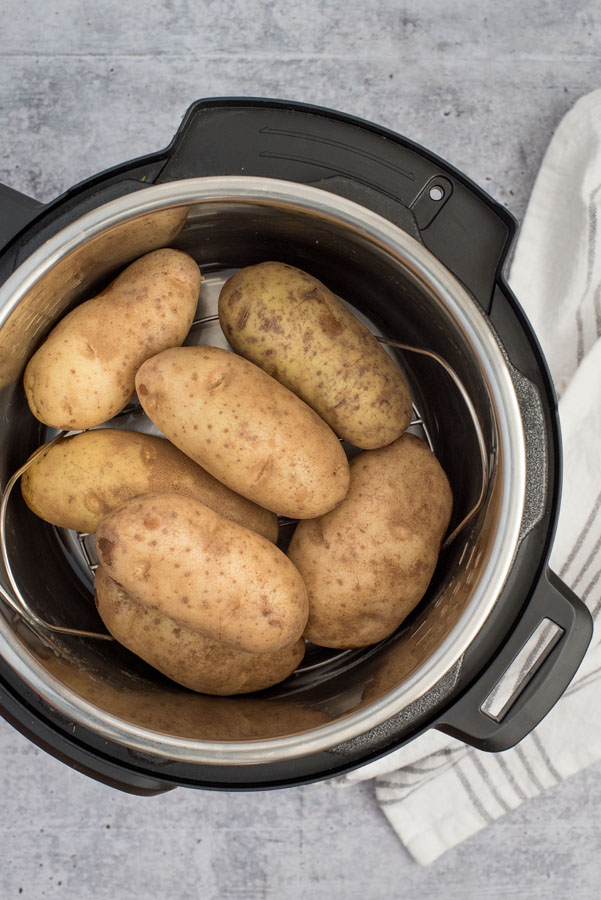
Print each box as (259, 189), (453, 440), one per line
(0, 98), (592, 794)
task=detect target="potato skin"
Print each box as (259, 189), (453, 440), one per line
(135, 346), (350, 518)
(219, 262), (413, 449)
(94, 567), (305, 695)
(95, 492), (309, 653)
(0, 208), (189, 390)
(24, 249), (201, 430)
(21, 429), (278, 541)
(287, 433), (452, 648)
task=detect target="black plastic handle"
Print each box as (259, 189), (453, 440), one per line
(154, 98), (516, 312)
(0, 183), (43, 255)
(435, 568), (592, 751)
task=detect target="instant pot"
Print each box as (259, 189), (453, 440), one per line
(0, 98), (592, 794)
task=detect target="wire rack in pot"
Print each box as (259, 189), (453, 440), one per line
(0, 314), (489, 643)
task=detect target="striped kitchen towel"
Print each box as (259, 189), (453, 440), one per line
(334, 88), (601, 865)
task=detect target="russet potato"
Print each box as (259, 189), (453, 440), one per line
(135, 346), (350, 518)
(287, 434), (452, 648)
(24, 249), (201, 430)
(219, 262), (412, 449)
(21, 428), (278, 541)
(95, 567), (305, 695)
(95, 492), (309, 654)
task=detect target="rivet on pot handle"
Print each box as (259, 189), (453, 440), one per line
(0, 183), (43, 255)
(435, 569), (592, 752)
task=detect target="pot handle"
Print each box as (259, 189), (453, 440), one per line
(0, 183), (43, 254)
(435, 568), (592, 751)
(155, 98), (515, 312)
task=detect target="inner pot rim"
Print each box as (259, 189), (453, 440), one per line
(0, 176), (526, 764)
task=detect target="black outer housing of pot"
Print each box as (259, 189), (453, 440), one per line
(0, 98), (592, 793)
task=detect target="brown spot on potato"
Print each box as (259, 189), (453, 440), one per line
(387, 510), (411, 533)
(259, 315), (284, 334)
(307, 523), (326, 547)
(236, 305), (251, 330)
(319, 313), (343, 337)
(138, 383), (148, 396)
(144, 517), (160, 529)
(97, 538), (115, 567)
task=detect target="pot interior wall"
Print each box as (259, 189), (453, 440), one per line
(0, 198), (500, 744)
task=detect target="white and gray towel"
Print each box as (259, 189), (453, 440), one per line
(334, 88), (601, 866)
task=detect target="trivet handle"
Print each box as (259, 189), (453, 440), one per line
(435, 568), (592, 751)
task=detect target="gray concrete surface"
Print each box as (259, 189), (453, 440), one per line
(1, 1), (601, 897)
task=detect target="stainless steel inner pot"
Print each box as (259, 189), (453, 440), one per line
(0, 177), (529, 765)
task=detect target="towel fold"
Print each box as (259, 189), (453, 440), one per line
(333, 88), (601, 866)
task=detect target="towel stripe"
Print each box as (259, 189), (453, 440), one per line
(583, 566), (601, 608)
(576, 306), (584, 365)
(470, 754), (513, 813)
(575, 182), (601, 364)
(559, 487), (601, 578)
(431, 747), (463, 759)
(377, 755), (469, 802)
(572, 527), (601, 590)
(531, 732), (562, 782)
(515, 745), (546, 792)
(564, 663), (601, 698)
(454, 759), (493, 824)
(378, 773), (450, 806)
(495, 754), (529, 802)
(376, 751), (469, 792)
(399, 761), (455, 775)
(595, 280), (601, 338)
